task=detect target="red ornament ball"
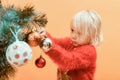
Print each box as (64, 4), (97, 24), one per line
(35, 56), (46, 68)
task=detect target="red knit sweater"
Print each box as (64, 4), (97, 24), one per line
(45, 34), (97, 80)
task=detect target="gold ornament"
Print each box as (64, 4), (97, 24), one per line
(27, 31), (41, 47)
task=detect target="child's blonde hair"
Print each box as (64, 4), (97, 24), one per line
(72, 10), (103, 46)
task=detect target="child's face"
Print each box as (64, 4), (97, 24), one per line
(70, 25), (89, 46)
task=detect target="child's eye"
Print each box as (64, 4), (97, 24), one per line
(71, 28), (74, 32)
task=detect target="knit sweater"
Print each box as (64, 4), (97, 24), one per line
(45, 33), (97, 80)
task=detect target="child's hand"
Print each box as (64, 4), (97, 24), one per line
(37, 27), (46, 36)
(36, 27), (47, 40)
(36, 27), (52, 52)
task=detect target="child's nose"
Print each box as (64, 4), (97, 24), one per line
(72, 35), (77, 40)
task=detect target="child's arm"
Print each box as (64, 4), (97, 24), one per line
(46, 32), (71, 48)
(44, 43), (97, 71)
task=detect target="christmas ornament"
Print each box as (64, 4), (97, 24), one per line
(27, 27), (47, 47)
(6, 40), (32, 66)
(39, 38), (52, 52)
(6, 28), (32, 66)
(27, 31), (40, 47)
(35, 37), (52, 68)
(35, 55), (46, 68)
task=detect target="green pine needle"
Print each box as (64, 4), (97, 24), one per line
(18, 6), (34, 19)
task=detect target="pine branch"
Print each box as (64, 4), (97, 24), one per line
(33, 14), (48, 27)
(0, 52), (16, 80)
(18, 6), (34, 19)
(17, 6), (34, 26)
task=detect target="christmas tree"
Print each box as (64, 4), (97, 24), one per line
(0, 0), (48, 79)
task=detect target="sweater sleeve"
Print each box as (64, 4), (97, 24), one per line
(45, 43), (97, 71)
(46, 32), (70, 47)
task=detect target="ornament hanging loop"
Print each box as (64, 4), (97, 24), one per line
(9, 26), (19, 41)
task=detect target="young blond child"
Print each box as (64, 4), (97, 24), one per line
(39, 10), (103, 80)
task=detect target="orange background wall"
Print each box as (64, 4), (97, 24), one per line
(2, 0), (120, 80)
